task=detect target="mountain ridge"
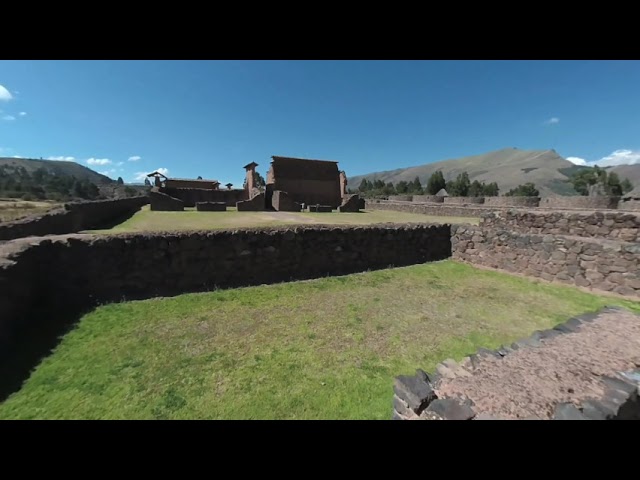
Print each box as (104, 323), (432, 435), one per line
(348, 148), (639, 196)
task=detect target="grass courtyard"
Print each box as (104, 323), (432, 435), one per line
(1, 260), (637, 420)
(89, 205), (479, 233)
(0, 199), (60, 223)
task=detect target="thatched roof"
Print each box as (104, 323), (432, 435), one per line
(435, 188), (449, 197)
(270, 156), (340, 181)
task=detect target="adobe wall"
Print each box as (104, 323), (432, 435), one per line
(540, 196), (620, 210)
(365, 200), (487, 218)
(388, 195), (413, 202)
(0, 197), (149, 241)
(0, 224), (451, 351)
(451, 225), (640, 297)
(484, 196), (540, 207)
(271, 178), (341, 208)
(196, 202), (226, 212)
(236, 192), (265, 211)
(412, 195), (444, 203)
(272, 190), (301, 212)
(162, 187), (246, 207)
(481, 210), (640, 243)
(150, 191), (184, 211)
(444, 196), (485, 205)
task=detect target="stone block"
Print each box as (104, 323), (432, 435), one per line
(196, 202), (226, 212)
(393, 374), (436, 413)
(425, 398), (475, 420)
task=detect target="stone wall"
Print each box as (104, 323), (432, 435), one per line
(272, 190), (301, 212)
(444, 196), (485, 205)
(620, 199), (640, 212)
(338, 194), (361, 213)
(0, 197), (149, 241)
(149, 191), (184, 211)
(236, 192), (265, 211)
(451, 225), (640, 297)
(388, 195), (413, 202)
(162, 187), (246, 207)
(481, 210), (640, 243)
(484, 196), (540, 207)
(540, 196), (620, 210)
(365, 200), (487, 219)
(412, 195), (444, 203)
(196, 202), (226, 212)
(0, 224), (452, 353)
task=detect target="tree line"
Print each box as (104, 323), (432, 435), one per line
(356, 171), (501, 197)
(355, 167), (633, 198)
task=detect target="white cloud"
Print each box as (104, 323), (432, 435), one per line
(544, 117), (560, 125)
(18, 112), (26, 116)
(566, 149), (640, 168)
(596, 149), (640, 167)
(128, 155), (141, 162)
(47, 156), (76, 162)
(2, 115), (15, 121)
(116, 161), (124, 166)
(99, 169), (118, 176)
(12, 155), (23, 158)
(135, 167), (168, 182)
(566, 156), (587, 166)
(86, 158), (112, 166)
(0, 85), (13, 102)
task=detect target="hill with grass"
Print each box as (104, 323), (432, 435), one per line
(348, 148), (634, 197)
(0, 157), (146, 201)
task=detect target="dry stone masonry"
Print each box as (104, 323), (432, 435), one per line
(393, 307), (640, 420)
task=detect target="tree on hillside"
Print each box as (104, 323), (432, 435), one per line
(144, 178), (152, 187)
(373, 179), (385, 190)
(117, 177), (124, 185)
(483, 182), (499, 196)
(408, 176), (423, 194)
(358, 179), (371, 192)
(426, 171), (446, 195)
(197, 176), (203, 179)
(395, 180), (409, 194)
(621, 178), (634, 194)
(569, 166), (631, 196)
(468, 180), (484, 197)
(383, 182), (396, 195)
(447, 172), (471, 196)
(505, 183), (539, 197)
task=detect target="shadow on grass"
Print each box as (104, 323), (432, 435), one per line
(0, 305), (89, 402)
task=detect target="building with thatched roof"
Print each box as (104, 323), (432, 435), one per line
(435, 188), (449, 197)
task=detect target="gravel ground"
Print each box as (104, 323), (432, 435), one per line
(435, 310), (640, 419)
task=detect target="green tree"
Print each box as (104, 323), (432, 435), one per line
(117, 177), (124, 185)
(483, 182), (500, 196)
(373, 179), (385, 190)
(447, 172), (471, 196)
(621, 178), (634, 194)
(468, 180), (485, 197)
(408, 176), (423, 194)
(144, 178), (152, 187)
(253, 172), (266, 187)
(505, 183), (539, 197)
(395, 180), (409, 194)
(426, 171), (446, 195)
(382, 182), (396, 195)
(358, 178), (371, 192)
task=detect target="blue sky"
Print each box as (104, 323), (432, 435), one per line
(1, 60), (639, 185)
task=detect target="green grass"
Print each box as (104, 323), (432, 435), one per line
(1, 260), (638, 420)
(88, 205), (479, 233)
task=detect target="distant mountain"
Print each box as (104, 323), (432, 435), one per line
(347, 148), (631, 197)
(0, 157), (113, 185)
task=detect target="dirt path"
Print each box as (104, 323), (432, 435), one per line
(435, 309), (640, 419)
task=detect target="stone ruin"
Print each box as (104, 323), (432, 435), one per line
(148, 156), (361, 213)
